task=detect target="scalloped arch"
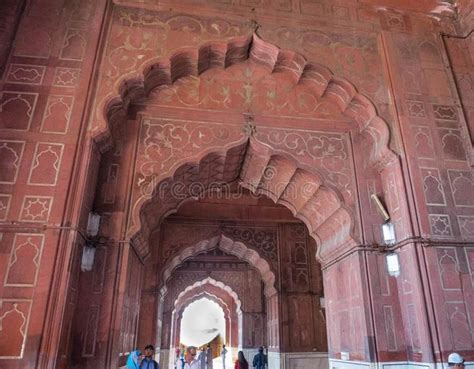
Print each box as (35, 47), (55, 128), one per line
(160, 234), (277, 297)
(97, 32), (398, 263)
(136, 138), (356, 263)
(174, 277), (242, 312)
(96, 33), (395, 168)
(176, 292), (233, 319)
(171, 288), (241, 351)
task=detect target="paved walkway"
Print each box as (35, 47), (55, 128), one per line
(211, 356), (233, 369)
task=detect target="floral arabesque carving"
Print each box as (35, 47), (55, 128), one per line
(159, 222), (278, 278)
(137, 118), (246, 198)
(220, 226), (278, 267)
(255, 127), (353, 203)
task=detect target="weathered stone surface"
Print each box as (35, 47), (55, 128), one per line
(1, 1), (473, 369)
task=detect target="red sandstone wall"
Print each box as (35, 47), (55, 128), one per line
(279, 224), (326, 352)
(0, 1), (107, 368)
(1, 1), (473, 369)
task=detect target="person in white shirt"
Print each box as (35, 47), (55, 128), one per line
(221, 345), (228, 369)
(182, 346), (200, 369)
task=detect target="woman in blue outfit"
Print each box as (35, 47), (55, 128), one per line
(127, 350), (141, 369)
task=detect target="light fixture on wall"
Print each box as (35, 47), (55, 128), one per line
(81, 212), (102, 272)
(385, 252), (400, 277)
(86, 211), (101, 237)
(370, 194), (400, 277)
(382, 221), (396, 246)
(81, 242), (96, 272)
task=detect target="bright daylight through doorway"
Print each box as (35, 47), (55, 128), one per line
(180, 298), (226, 347)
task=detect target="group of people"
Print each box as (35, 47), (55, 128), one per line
(126, 345), (159, 369)
(178, 344), (214, 369)
(127, 345), (467, 369)
(175, 344), (267, 369)
(235, 346), (267, 369)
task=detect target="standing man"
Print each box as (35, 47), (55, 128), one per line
(221, 344), (228, 369)
(252, 347), (267, 369)
(206, 344), (213, 369)
(198, 347), (207, 369)
(448, 353), (465, 369)
(183, 346), (200, 369)
(140, 345), (159, 369)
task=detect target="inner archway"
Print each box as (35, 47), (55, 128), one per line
(171, 277), (244, 358)
(145, 187), (327, 369)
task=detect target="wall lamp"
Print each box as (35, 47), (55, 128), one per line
(371, 194), (400, 277)
(80, 212), (102, 272)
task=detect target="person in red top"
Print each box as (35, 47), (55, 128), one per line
(234, 351), (249, 369)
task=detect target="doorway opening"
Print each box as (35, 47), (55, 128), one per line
(154, 187), (327, 369)
(178, 297), (231, 369)
(180, 297), (226, 348)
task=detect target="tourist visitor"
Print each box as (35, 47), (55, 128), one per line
(206, 344), (213, 369)
(176, 348), (181, 362)
(140, 345), (159, 369)
(234, 351), (249, 369)
(448, 353), (465, 368)
(221, 344), (228, 369)
(252, 347), (267, 369)
(182, 346), (200, 369)
(126, 350), (141, 369)
(198, 347), (207, 369)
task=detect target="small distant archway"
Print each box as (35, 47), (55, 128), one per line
(167, 278), (244, 369)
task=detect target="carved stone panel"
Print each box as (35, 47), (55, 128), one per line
(0, 299), (33, 358)
(4, 233), (45, 287)
(0, 140), (25, 184)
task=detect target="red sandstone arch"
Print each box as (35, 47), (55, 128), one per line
(137, 139), (355, 263)
(167, 279), (244, 356)
(96, 34), (394, 170)
(172, 292), (236, 349)
(95, 33), (399, 263)
(159, 235), (277, 297)
(175, 292), (233, 325)
(173, 277), (242, 311)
